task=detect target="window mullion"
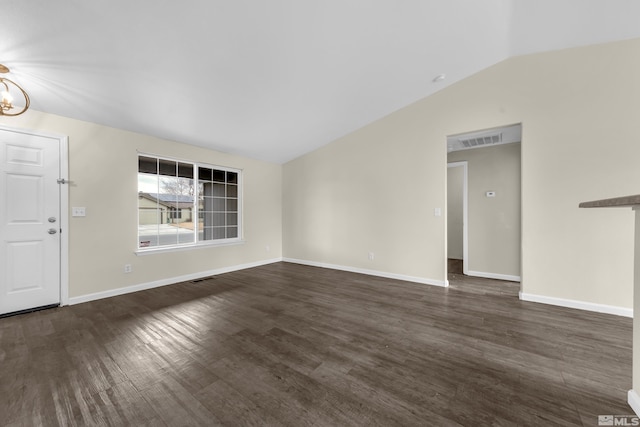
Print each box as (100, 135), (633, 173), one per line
(194, 164), (198, 244)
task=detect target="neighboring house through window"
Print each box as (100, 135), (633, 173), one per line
(138, 154), (241, 250)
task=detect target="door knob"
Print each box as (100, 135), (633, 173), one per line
(48, 228), (57, 235)
(48, 217), (57, 223)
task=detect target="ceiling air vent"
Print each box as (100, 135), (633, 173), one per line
(447, 124), (521, 153)
(459, 132), (502, 148)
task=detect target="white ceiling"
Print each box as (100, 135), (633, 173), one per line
(3, 1), (640, 164)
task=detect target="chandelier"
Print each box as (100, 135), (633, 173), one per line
(0, 64), (30, 116)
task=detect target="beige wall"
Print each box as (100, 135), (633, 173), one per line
(283, 38), (640, 310)
(448, 143), (521, 278)
(2, 38), (638, 312)
(0, 111), (282, 299)
(447, 164), (464, 260)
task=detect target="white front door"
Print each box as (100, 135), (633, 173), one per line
(0, 129), (61, 315)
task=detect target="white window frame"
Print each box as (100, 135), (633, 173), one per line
(136, 153), (243, 255)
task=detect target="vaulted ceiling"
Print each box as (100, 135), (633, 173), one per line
(3, 1), (640, 163)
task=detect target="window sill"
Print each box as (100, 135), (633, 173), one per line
(135, 239), (245, 256)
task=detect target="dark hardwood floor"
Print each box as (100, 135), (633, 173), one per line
(0, 262), (633, 426)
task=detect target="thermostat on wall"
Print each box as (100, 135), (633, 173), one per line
(485, 191), (496, 198)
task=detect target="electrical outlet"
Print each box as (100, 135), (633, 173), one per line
(368, 252), (375, 261)
(124, 264), (132, 273)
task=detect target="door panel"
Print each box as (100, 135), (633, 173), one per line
(1, 131), (60, 315)
(7, 240), (44, 292)
(7, 173), (44, 222)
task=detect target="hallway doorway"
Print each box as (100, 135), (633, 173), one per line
(446, 124), (522, 282)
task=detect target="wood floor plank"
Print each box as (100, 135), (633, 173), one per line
(0, 261), (633, 426)
(207, 352), (324, 426)
(194, 378), (284, 427)
(140, 377), (222, 426)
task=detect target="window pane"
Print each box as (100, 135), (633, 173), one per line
(178, 162), (194, 179)
(202, 183), (213, 198)
(212, 183), (225, 197)
(227, 227), (238, 238)
(213, 213), (226, 226)
(202, 197), (214, 213)
(178, 230), (195, 244)
(197, 215), (204, 241)
(138, 173), (159, 195)
(202, 211), (213, 228)
(139, 156), (157, 174)
(159, 178), (193, 202)
(203, 227), (226, 240)
(227, 184), (238, 198)
(212, 198), (225, 211)
(139, 171), (159, 248)
(138, 230), (157, 248)
(158, 159), (177, 177)
(212, 227), (226, 239)
(138, 199), (160, 248)
(164, 227), (179, 246)
(227, 172), (238, 184)
(212, 170), (225, 182)
(139, 157), (196, 248)
(199, 167), (212, 181)
(177, 178), (194, 197)
(226, 213), (237, 226)
(227, 199), (238, 211)
(203, 227), (212, 240)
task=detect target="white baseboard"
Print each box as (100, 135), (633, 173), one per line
(283, 257), (448, 287)
(467, 270), (521, 282)
(629, 390), (640, 417)
(68, 257), (283, 305)
(519, 291), (633, 318)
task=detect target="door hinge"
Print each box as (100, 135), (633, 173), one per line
(57, 178), (68, 184)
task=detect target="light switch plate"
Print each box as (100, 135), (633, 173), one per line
(72, 207), (86, 217)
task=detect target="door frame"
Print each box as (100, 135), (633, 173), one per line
(447, 161), (468, 275)
(0, 125), (69, 306)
